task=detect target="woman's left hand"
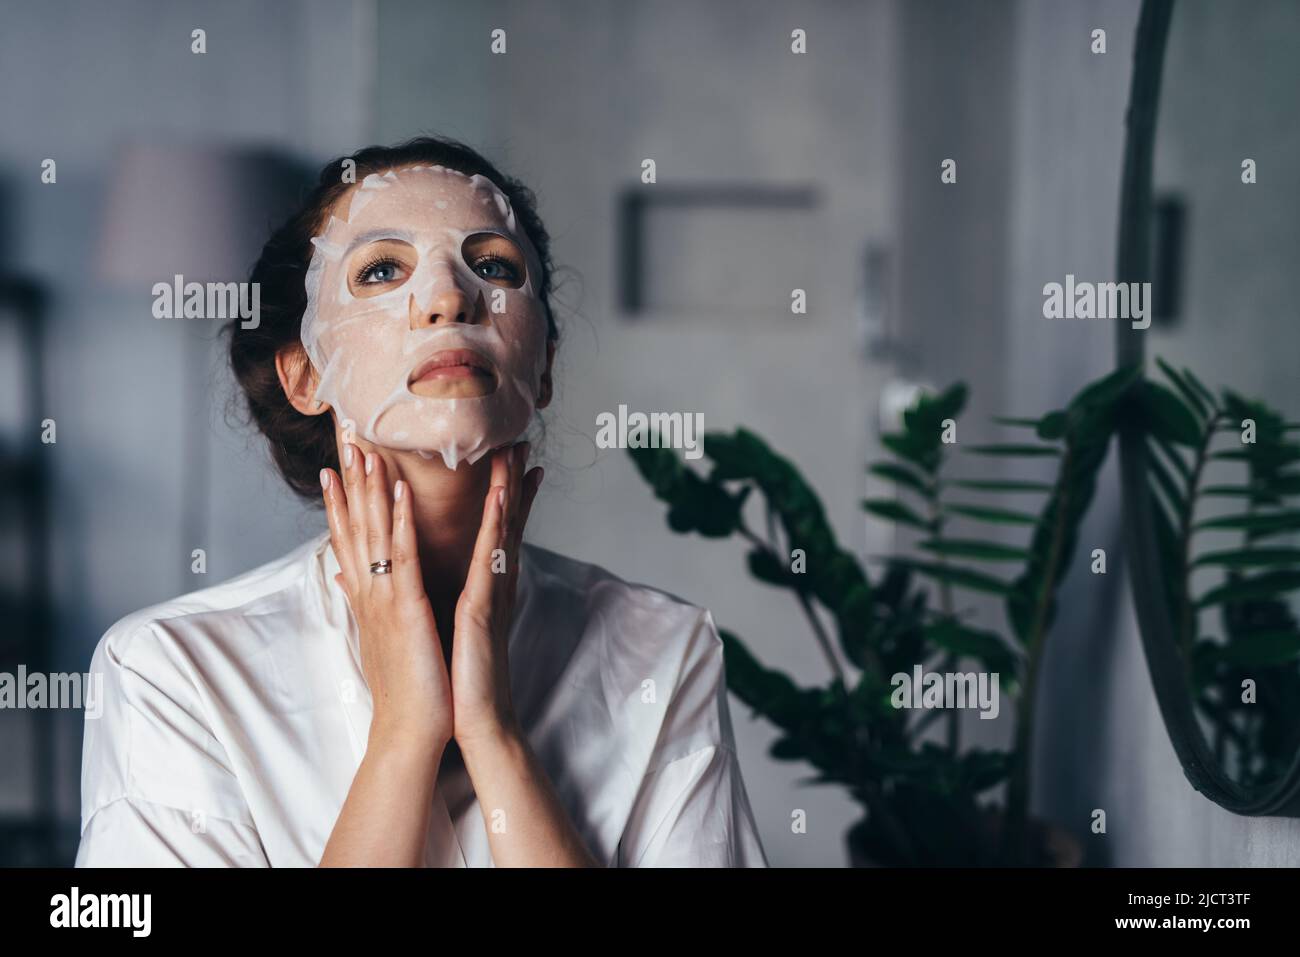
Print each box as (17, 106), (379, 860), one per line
(450, 441), (543, 751)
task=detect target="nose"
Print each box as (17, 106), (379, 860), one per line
(408, 286), (478, 331)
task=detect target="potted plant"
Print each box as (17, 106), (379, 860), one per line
(628, 366), (1153, 866)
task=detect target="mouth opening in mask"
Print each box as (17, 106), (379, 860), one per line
(407, 347), (499, 398)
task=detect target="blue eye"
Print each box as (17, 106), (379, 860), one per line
(360, 260), (399, 284)
(472, 254), (520, 284)
(354, 257), (404, 285)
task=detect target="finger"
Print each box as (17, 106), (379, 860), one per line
(498, 442), (526, 554)
(489, 445), (510, 510)
(391, 478), (424, 598)
(504, 464), (541, 558)
(488, 446), (512, 552)
(321, 467), (357, 590)
(340, 443), (370, 584)
(516, 466), (543, 542)
(333, 573), (358, 616)
(363, 452), (394, 583)
(509, 441), (530, 519)
(503, 466), (543, 602)
(463, 480), (507, 615)
(508, 442), (534, 541)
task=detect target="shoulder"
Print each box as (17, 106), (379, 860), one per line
(520, 542), (724, 665)
(89, 533), (330, 686)
(80, 537), (329, 829)
(519, 544), (730, 763)
(520, 542), (710, 625)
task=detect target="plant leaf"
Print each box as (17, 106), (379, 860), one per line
(863, 498), (933, 531)
(665, 470), (747, 537)
(1036, 411), (1069, 441)
(881, 432), (941, 474)
(718, 629), (822, 732)
(1067, 363), (1141, 413)
(1180, 366), (1218, 411)
(1196, 632), (1300, 668)
(1139, 381), (1203, 447)
(946, 479), (1053, 494)
(1213, 447), (1300, 466)
(888, 558), (1014, 596)
(918, 539), (1032, 562)
(1195, 510), (1300, 536)
(868, 462), (932, 498)
(946, 504), (1039, 526)
(963, 444), (1061, 458)
(1196, 571), (1300, 608)
(706, 428), (878, 668)
(924, 618), (1022, 679)
(1155, 356), (1209, 420)
(747, 548), (793, 587)
(1201, 484), (1262, 498)
(1150, 435), (1192, 480)
(1192, 548), (1300, 568)
(1145, 441), (1186, 516)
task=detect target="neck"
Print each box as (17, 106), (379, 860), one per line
(360, 443), (492, 628)
(406, 451), (489, 597)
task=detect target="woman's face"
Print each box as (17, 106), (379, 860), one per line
(300, 165), (551, 469)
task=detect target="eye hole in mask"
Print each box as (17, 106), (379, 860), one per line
(346, 232), (529, 298)
(461, 232), (528, 290)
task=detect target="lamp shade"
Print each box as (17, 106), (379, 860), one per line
(97, 141), (305, 284)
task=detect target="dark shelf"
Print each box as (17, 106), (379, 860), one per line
(1, 270), (55, 862)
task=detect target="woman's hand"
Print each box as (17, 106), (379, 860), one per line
(319, 438), (591, 866)
(450, 441), (543, 751)
(447, 443), (595, 865)
(321, 444), (453, 755)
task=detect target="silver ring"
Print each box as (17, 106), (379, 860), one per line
(369, 559), (393, 575)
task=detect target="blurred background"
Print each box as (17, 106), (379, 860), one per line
(1, 0), (1298, 866)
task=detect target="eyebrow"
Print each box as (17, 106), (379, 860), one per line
(342, 228), (418, 258)
(340, 226), (519, 259)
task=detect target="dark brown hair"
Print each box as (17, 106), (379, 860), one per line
(227, 135), (558, 502)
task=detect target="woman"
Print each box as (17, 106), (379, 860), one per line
(75, 136), (768, 867)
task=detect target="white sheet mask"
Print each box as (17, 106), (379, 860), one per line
(300, 165), (549, 469)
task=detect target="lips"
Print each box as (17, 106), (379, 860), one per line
(408, 348), (496, 384)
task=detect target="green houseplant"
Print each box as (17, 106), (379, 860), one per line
(628, 362), (1300, 865)
(1137, 360), (1300, 792)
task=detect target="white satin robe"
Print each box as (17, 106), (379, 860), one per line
(73, 533), (768, 867)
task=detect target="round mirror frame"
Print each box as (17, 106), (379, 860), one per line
(1116, 0), (1300, 815)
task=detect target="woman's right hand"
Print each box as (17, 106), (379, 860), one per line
(321, 444), (453, 755)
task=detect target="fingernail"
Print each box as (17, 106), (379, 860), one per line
(344, 444), (354, 468)
(320, 469), (330, 490)
(365, 453), (375, 475)
(394, 480), (405, 501)
(497, 487), (506, 508)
